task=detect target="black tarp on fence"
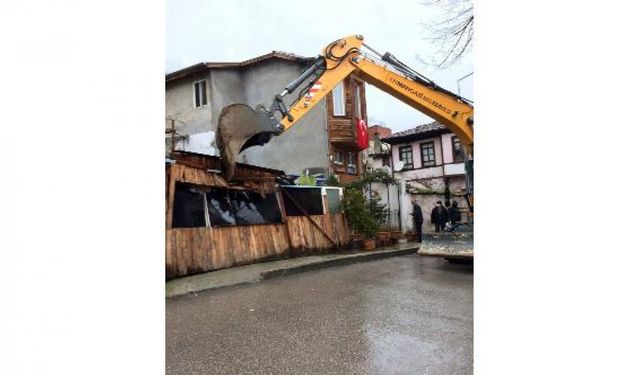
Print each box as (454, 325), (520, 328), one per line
(172, 183), (282, 228)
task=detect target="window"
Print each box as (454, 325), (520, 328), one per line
(420, 141), (436, 167)
(325, 188), (342, 214)
(225, 190), (282, 225)
(172, 183), (207, 228)
(334, 151), (343, 165)
(193, 80), (208, 108)
(281, 187), (325, 216)
(355, 85), (362, 118)
(382, 155), (390, 167)
(452, 136), (464, 162)
(332, 81), (345, 115)
(399, 146), (413, 170)
(172, 183), (282, 228)
(348, 152), (356, 165)
(347, 152), (357, 174)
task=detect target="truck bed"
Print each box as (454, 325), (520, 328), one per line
(417, 232), (473, 261)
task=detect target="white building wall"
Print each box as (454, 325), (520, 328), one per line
(444, 163), (465, 175)
(176, 131), (217, 156)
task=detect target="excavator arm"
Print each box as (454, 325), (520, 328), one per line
(216, 35), (474, 180)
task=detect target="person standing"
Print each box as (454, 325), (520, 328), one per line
(431, 201), (449, 232)
(448, 200), (462, 225)
(410, 198), (424, 242)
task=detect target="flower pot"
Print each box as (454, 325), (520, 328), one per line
(376, 231), (392, 247)
(362, 238), (376, 251)
(391, 231), (404, 240)
(376, 231), (391, 241)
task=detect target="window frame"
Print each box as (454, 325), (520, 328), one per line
(398, 145), (414, 170)
(334, 150), (344, 165)
(451, 136), (464, 162)
(332, 81), (346, 116)
(347, 152), (356, 166)
(193, 79), (208, 109)
(347, 152), (357, 175)
(420, 141), (437, 168)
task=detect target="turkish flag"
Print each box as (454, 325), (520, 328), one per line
(355, 118), (368, 150)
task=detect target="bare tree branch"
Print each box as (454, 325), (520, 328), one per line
(419, 0), (474, 69)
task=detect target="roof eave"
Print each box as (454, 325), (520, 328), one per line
(382, 128), (450, 144)
(166, 52), (315, 83)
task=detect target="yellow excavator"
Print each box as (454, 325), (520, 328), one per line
(216, 35), (474, 205)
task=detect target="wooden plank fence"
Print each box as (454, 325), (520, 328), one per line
(165, 151), (351, 279)
(166, 214), (350, 279)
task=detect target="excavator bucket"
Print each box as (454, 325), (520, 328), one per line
(215, 103), (280, 181)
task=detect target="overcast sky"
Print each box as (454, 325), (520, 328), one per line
(166, 0), (473, 133)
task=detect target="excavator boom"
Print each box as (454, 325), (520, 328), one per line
(216, 35), (473, 181)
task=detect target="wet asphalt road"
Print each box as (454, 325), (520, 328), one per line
(166, 255), (473, 375)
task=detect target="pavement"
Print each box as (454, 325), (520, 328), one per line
(166, 242), (421, 298)
(166, 254), (473, 374)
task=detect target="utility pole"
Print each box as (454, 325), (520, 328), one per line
(457, 72), (474, 218)
(171, 119), (176, 152)
(457, 72), (473, 97)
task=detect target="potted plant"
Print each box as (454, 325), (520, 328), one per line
(360, 219), (378, 251)
(362, 237), (377, 251)
(341, 187), (380, 251)
(369, 196), (390, 245)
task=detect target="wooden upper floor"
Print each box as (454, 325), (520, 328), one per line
(326, 76), (367, 149)
(325, 76), (368, 181)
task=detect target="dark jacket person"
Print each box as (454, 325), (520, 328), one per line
(410, 198), (423, 242)
(430, 201), (449, 232)
(448, 200), (462, 224)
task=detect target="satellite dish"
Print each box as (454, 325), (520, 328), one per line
(393, 161), (405, 172)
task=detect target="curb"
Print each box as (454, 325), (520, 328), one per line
(167, 246), (419, 298)
(261, 247), (419, 280)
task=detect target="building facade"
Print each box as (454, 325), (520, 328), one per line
(369, 121), (472, 233)
(165, 52), (368, 181)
